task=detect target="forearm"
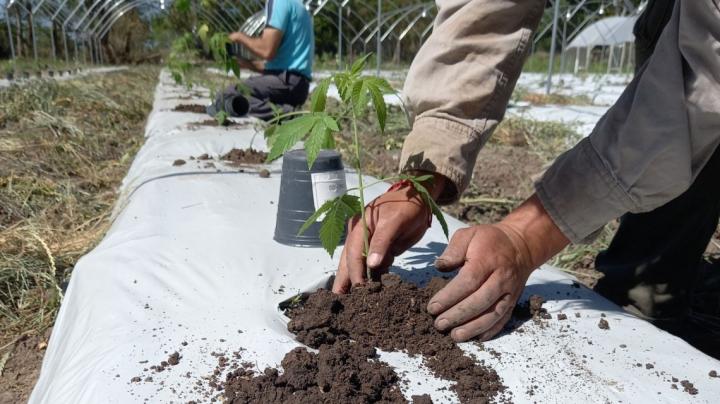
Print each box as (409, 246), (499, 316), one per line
(399, 0), (545, 204)
(238, 57), (265, 73)
(229, 32), (274, 60)
(537, 0), (720, 243)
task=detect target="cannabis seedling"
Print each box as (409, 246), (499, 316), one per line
(168, 24), (247, 126)
(265, 56), (448, 278)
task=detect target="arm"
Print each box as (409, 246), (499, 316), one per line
(333, 0), (546, 293)
(228, 28), (283, 61)
(237, 57), (265, 73)
(431, 0), (720, 343)
(537, 0), (720, 243)
(400, 0), (546, 204)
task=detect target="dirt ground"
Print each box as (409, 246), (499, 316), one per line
(0, 331), (51, 404)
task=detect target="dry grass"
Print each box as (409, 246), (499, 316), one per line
(0, 67), (159, 349)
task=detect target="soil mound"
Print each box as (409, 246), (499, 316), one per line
(223, 274), (506, 403)
(221, 148), (268, 165)
(172, 104), (207, 113)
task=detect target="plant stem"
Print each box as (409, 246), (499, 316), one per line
(351, 111), (370, 279)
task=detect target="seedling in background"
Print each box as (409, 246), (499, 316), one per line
(168, 24), (248, 126)
(265, 56), (448, 279)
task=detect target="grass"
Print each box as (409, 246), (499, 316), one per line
(492, 116), (581, 163)
(1, 57), (91, 75)
(0, 67), (158, 350)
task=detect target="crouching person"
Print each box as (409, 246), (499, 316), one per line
(211, 0), (314, 120)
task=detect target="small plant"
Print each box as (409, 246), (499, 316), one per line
(265, 55), (448, 277)
(167, 24), (247, 126)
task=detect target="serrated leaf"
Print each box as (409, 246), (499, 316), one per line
(298, 199), (334, 235)
(408, 178), (449, 239)
(304, 121), (328, 168)
(367, 81), (387, 132)
(317, 195), (362, 257)
(350, 54), (371, 76)
(310, 78), (331, 113)
(323, 115), (340, 131)
(266, 115), (316, 162)
(350, 78), (368, 116)
(333, 73), (351, 104)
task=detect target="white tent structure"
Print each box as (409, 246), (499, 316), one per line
(566, 15), (637, 74)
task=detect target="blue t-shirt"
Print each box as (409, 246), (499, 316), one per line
(264, 0), (314, 78)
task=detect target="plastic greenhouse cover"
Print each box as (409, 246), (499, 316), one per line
(30, 71), (720, 403)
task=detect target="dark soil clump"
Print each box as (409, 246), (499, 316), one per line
(172, 159), (186, 166)
(279, 274), (506, 403)
(224, 340), (405, 403)
(598, 318), (610, 330)
(221, 148), (268, 165)
(172, 104), (207, 114)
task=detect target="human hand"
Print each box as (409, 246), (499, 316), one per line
(332, 174), (446, 293)
(428, 194), (569, 342)
(228, 32), (243, 43)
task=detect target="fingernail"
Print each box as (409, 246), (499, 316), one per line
(434, 257), (447, 267)
(367, 253), (382, 268)
(453, 328), (467, 341)
(428, 302), (442, 314)
(436, 318), (449, 330)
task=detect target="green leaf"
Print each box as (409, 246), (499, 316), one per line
(198, 24), (210, 45)
(304, 122), (327, 168)
(316, 195), (362, 257)
(366, 81), (387, 132)
(323, 115), (340, 132)
(298, 199), (334, 235)
(350, 54), (371, 76)
(407, 177), (449, 239)
(333, 73), (351, 104)
(350, 78), (368, 116)
(266, 115), (316, 162)
(310, 78), (331, 113)
(215, 110), (228, 126)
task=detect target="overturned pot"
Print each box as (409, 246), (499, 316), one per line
(274, 149), (348, 247)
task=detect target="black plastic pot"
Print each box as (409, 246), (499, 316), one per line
(5, 71), (13, 81)
(274, 149), (348, 247)
(48, 70), (54, 78)
(22, 71), (29, 80)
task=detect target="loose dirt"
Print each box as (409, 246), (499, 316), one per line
(223, 274), (507, 403)
(221, 148), (268, 165)
(0, 331), (51, 404)
(172, 104), (207, 114)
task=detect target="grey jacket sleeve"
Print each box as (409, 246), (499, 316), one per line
(537, 0), (720, 243)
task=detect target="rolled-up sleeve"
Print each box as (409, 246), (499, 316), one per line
(537, 0), (720, 243)
(399, 0), (545, 204)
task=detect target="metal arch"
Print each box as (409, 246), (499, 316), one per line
(6, 0), (39, 60)
(398, 4), (433, 41)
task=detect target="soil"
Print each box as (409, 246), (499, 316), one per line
(172, 104), (207, 114)
(224, 341), (406, 403)
(190, 119), (251, 128)
(224, 274), (507, 403)
(221, 148), (268, 166)
(0, 330), (51, 404)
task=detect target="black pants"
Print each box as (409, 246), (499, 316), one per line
(594, 0), (720, 320)
(222, 71), (310, 121)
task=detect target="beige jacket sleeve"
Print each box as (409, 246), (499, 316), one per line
(399, 0), (546, 204)
(401, 0), (720, 244)
(536, 0), (720, 243)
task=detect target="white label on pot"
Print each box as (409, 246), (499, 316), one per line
(311, 170), (347, 220)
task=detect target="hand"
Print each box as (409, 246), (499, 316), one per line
(332, 174), (446, 293)
(428, 194), (569, 342)
(228, 32), (244, 43)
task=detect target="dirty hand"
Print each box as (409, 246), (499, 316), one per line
(332, 174), (446, 294)
(428, 194), (569, 342)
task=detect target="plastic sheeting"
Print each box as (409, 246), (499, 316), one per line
(567, 16), (637, 49)
(30, 71), (720, 403)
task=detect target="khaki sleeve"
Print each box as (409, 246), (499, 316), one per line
(537, 0), (720, 243)
(399, 0), (546, 204)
